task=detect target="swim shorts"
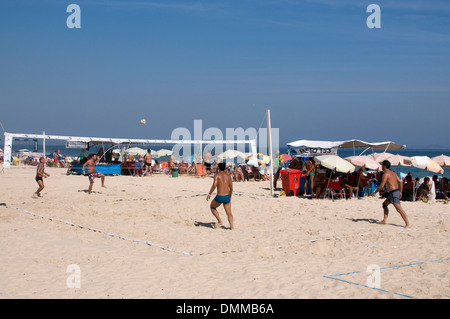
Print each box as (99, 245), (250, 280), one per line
(386, 189), (401, 205)
(35, 176), (43, 182)
(88, 172), (101, 184)
(214, 194), (231, 204)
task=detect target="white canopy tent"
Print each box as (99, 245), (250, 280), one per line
(287, 139), (406, 157)
(2, 132), (258, 169)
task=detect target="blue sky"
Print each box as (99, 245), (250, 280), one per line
(1, 0), (449, 148)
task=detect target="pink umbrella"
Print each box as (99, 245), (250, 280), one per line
(279, 154), (292, 162)
(370, 152), (412, 166)
(345, 156), (381, 171)
(371, 152), (393, 162)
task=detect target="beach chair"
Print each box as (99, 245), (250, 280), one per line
(196, 163), (206, 177)
(161, 161), (168, 174)
(324, 180), (345, 200)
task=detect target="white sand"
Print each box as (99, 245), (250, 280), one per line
(0, 165), (449, 299)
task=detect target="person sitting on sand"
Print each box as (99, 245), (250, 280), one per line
(82, 154), (106, 194)
(402, 175), (414, 201)
(234, 165), (245, 182)
(371, 160), (411, 228)
(341, 173), (358, 200)
(187, 162), (197, 175)
(179, 159), (187, 174)
(312, 172), (327, 199)
(443, 177), (449, 200)
(206, 162), (234, 230)
(416, 177), (431, 201)
(33, 157), (50, 198)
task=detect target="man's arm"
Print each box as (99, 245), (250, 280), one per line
(206, 175), (218, 201)
(82, 161), (87, 174)
(372, 173), (387, 196)
(229, 178), (233, 198)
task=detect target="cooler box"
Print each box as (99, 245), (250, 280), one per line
(280, 169), (302, 196)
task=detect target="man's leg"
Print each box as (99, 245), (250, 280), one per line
(34, 180), (44, 197)
(393, 203), (411, 228)
(100, 174), (106, 187)
(210, 200), (223, 227)
(380, 199), (390, 224)
(223, 202), (234, 230)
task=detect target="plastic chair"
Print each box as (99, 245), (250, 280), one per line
(196, 163), (206, 177)
(324, 180), (345, 200)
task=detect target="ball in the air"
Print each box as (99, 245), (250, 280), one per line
(140, 119), (146, 125)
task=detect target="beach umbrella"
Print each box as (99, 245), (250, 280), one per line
(384, 154), (412, 166)
(279, 154), (292, 162)
(155, 149), (173, 158)
(370, 153), (412, 166)
(370, 152), (393, 162)
(345, 156), (381, 171)
(217, 150), (246, 160)
(411, 156), (444, 174)
(258, 159), (269, 166)
(431, 154), (450, 167)
(315, 155), (355, 173)
(124, 147), (147, 156)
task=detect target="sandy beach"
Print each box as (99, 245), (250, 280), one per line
(0, 165), (449, 299)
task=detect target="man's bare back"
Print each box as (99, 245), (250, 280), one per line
(206, 163), (234, 230)
(215, 171), (233, 195)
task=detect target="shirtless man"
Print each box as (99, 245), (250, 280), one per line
(82, 154), (106, 194)
(33, 157), (50, 198)
(303, 157), (315, 197)
(206, 162), (234, 230)
(144, 149), (153, 176)
(371, 160), (411, 228)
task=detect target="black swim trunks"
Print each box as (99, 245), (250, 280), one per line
(35, 176), (43, 182)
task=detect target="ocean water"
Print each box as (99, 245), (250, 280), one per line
(5, 138), (450, 178)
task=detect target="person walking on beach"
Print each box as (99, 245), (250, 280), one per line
(371, 160), (411, 228)
(33, 157), (50, 198)
(206, 162), (234, 230)
(82, 154), (106, 194)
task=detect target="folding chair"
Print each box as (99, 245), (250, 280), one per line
(196, 163), (206, 177)
(324, 180), (346, 200)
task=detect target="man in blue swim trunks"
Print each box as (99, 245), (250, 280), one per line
(206, 162), (234, 230)
(371, 160), (411, 228)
